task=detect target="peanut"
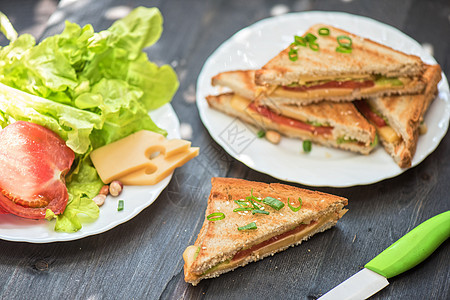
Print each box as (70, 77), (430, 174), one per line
(109, 180), (123, 197)
(419, 122), (428, 135)
(93, 194), (106, 207)
(99, 185), (109, 196)
(265, 130), (281, 144)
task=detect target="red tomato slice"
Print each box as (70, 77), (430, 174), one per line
(0, 121), (75, 219)
(0, 205), (9, 214)
(354, 100), (386, 127)
(248, 103), (333, 135)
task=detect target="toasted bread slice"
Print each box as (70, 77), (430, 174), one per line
(208, 70), (377, 154)
(253, 24), (425, 105)
(183, 178), (348, 286)
(360, 64), (442, 168)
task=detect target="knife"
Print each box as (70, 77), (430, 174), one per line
(319, 210), (450, 300)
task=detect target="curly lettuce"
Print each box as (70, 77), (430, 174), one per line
(0, 7), (179, 232)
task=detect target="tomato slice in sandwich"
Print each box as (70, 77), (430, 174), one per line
(0, 121), (75, 219)
(0, 206), (9, 214)
(354, 100), (386, 127)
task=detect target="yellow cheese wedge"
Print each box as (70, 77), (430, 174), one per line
(90, 130), (199, 185)
(119, 147), (199, 185)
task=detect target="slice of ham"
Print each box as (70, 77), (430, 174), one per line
(0, 121), (75, 219)
(248, 102), (333, 136)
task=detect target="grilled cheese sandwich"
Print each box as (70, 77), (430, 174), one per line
(253, 24), (426, 105)
(355, 64), (442, 168)
(183, 177), (348, 285)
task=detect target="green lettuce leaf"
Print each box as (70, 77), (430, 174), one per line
(0, 81), (103, 154)
(0, 7), (179, 233)
(46, 160), (102, 232)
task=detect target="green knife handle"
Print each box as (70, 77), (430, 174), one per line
(365, 210), (450, 279)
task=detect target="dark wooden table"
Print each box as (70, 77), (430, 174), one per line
(0, 0), (449, 299)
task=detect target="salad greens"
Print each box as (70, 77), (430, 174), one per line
(0, 7), (179, 232)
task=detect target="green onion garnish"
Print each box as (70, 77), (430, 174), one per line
(252, 209), (270, 215)
(337, 35), (352, 48)
(288, 197), (303, 212)
(305, 33), (317, 43)
(309, 42), (319, 51)
(248, 198), (263, 210)
(262, 197), (285, 211)
(336, 46), (352, 53)
(294, 35), (307, 46)
(207, 212), (225, 221)
(318, 27), (330, 36)
(257, 130), (266, 138)
(233, 207), (253, 212)
(288, 47), (298, 61)
(117, 200), (124, 211)
(246, 189), (261, 203)
(238, 222), (257, 231)
(303, 140), (312, 153)
(234, 200), (251, 208)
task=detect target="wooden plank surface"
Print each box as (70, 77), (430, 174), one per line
(0, 0), (449, 299)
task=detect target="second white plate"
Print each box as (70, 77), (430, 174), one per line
(196, 11), (450, 187)
(0, 104), (179, 243)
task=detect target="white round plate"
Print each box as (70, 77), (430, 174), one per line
(197, 11), (450, 187)
(0, 104), (179, 243)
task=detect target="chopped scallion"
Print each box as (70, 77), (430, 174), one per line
(246, 189), (260, 203)
(117, 200), (124, 211)
(257, 130), (266, 138)
(294, 35), (307, 46)
(303, 140), (312, 153)
(288, 197), (303, 212)
(233, 207), (253, 212)
(262, 197), (285, 211)
(318, 27), (330, 36)
(309, 42), (319, 51)
(336, 46), (352, 53)
(234, 200), (251, 208)
(207, 212), (225, 221)
(305, 33), (317, 43)
(337, 35), (352, 48)
(238, 222), (257, 231)
(252, 209), (270, 215)
(288, 47), (298, 61)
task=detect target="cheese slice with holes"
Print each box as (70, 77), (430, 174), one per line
(90, 130), (199, 185)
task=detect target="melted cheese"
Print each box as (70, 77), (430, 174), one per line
(230, 94), (310, 124)
(183, 245), (200, 268)
(377, 125), (401, 144)
(90, 130), (199, 185)
(266, 77), (409, 98)
(230, 94), (251, 112)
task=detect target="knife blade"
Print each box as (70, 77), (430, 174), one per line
(319, 210), (450, 300)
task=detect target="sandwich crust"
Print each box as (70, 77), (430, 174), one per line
(365, 64), (442, 168)
(183, 178), (348, 285)
(255, 24), (424, 86)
